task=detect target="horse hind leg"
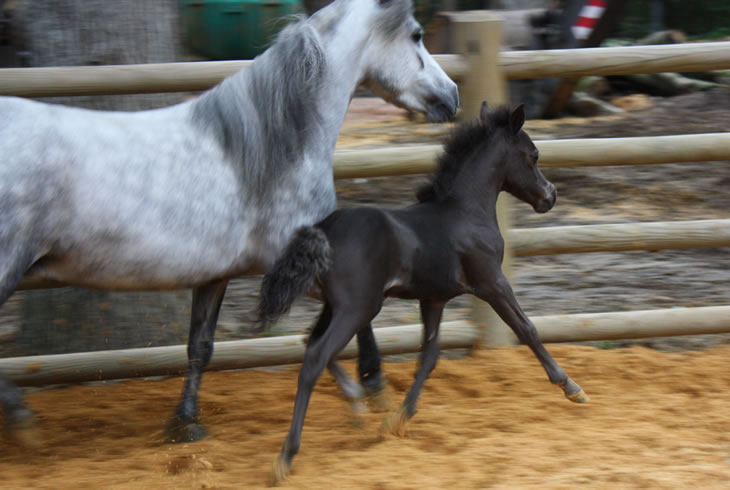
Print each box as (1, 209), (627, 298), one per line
(273, 308), (369, 485)
(0, 245), (41, 446)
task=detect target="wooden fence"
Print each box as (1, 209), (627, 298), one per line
(2, 14), (729, 384)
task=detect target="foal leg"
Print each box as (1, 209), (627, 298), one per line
(314, 305), (384, 413)
(311, 304), (367, 415)
(0, 246), (40, 446)
(381, 300), (444, 437)
(273, 310), (366, 485)
(477, 272), (588, 403)
(166, 279), (228, 442)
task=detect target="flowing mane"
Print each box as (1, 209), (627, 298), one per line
(416, 106), (513, 202)
(191, 17), (327, 193)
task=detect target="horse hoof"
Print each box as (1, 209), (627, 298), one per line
(379, 406), (409, 438)
(561, 378), (590, 404)
(270, 455), (291, 486)
(165, 417), (209, 443)
(566, 389), (590, 404)
(5, 408), (42, 449)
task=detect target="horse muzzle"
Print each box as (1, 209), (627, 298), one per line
(425, 85), (459, 122)
(534, 185), (557, 214)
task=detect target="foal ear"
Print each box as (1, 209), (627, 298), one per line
(479, 101), (489, 127)
(510, 104), (525, 135)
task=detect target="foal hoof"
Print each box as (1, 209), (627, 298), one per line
(560, 378), (590, 404)
(165, 416), (209, 443)
(349, 399), (368, 429)
(5, 408), (42, 449)
(270, 455), (291, 486)
(367, 388), (391, 413)
(379, 406), (410, 438)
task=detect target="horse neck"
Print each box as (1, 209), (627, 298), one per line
(307, 3), (379, 155)
(189, 11), (372, 188)
(451, 141), (507, 217)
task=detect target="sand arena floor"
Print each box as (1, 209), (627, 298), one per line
(1, 344), (729, 489)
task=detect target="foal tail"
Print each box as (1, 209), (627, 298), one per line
(256, 226), (331, 330)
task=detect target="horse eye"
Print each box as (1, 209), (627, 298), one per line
(412, 29), (423, 44)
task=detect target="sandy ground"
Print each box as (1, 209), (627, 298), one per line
(2, 344), (729, 489)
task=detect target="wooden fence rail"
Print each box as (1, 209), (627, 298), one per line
(0, 55), (469, 97)
(500, 41), (730, 80)
(17, 219), (730, 291)
(332, 133), (730, 178)
(3, 305), (728, 386)
(511, 220), (730, 257)
(2, 42), (729, 97)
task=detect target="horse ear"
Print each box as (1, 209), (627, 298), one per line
(479, 101), (489, 127)
(510, 104), (525, 134)
(301, 0), (333, 16)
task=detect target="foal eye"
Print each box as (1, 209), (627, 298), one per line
(411, 29), (423, 44)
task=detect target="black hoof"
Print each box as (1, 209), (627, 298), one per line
(4, 407), (42, 448)
(165, 416), (208, 443)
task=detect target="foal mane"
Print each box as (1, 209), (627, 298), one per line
(416, 106), (512, 203)
(191, 16), (326, 193)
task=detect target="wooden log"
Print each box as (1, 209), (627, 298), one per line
(3, 305), (729, 386)
(511, 220), (730, 257)
(0, 321), (478, 386)
(500, 41), (730, 80)
(332, 133), (730, 179)
(534, 133), (730, 168)
(536, 306), (730, 343)
(0, 55), (469, 97)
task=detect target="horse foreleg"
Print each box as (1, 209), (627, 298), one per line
(166, 279), (228, 443)
(477, 271), (588, 403)
(381, 300), (444, 437)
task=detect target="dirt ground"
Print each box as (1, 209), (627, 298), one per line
(1, 344), (729, 488)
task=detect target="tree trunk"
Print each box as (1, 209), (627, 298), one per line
(8, 0), (194, 356)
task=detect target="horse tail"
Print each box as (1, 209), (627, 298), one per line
(256, 226), (331, 330)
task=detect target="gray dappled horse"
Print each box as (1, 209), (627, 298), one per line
(258, 104), (588, 483)
(0, 0), (458, 445)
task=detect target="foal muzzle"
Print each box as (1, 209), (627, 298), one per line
(534, 184), (557, 214)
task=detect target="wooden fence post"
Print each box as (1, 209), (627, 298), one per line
(451, 12), (518, 347)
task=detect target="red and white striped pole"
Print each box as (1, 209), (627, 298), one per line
(571, 0), (607, 41)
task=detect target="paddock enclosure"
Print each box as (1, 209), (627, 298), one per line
(2, 12), (730, 489)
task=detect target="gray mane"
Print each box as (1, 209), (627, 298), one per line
(190, 16), (327, 194)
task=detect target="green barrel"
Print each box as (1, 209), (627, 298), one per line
(180, 0), (302, 60)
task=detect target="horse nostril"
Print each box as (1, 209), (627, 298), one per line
(451, 85), (460, 112)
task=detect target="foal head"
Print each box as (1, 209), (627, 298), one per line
(485, 103), (556, 213)
(417, 102), (556, 213)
